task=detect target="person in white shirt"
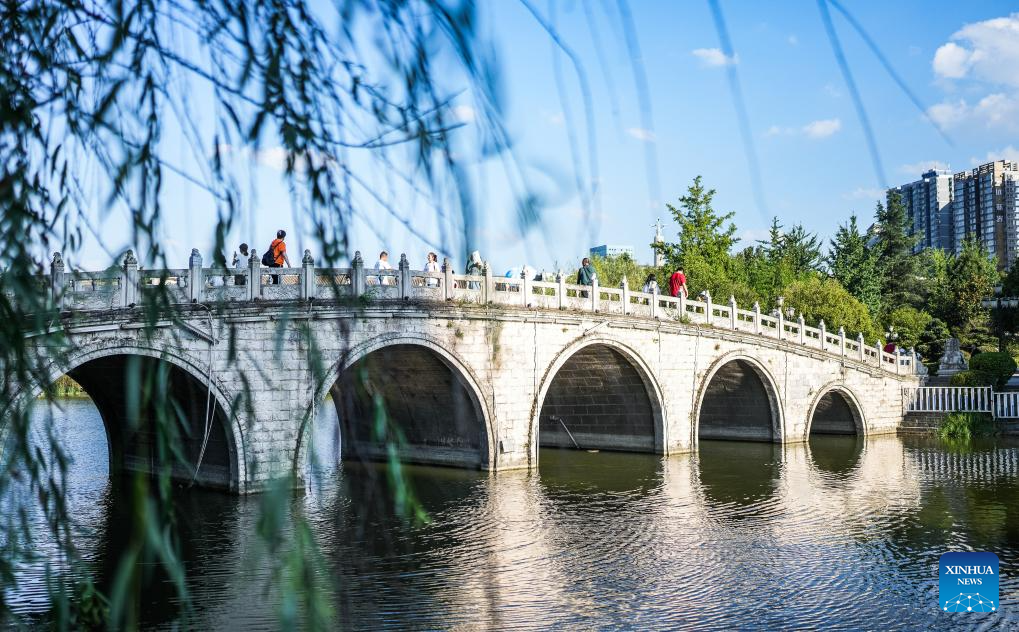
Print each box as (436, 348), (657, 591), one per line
(466, 250), (483, 290)
(424, 252), (440, 287)
(642, 272), (658, 295)
(231, 243), (250, 285)
(374, 250), (394, 285)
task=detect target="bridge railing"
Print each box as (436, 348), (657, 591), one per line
(40, 249), (918, 376)
(902, 386), (994, 415)
(994, 392), (1019, 419)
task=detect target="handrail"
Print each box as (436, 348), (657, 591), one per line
(38, 248), (918, 376)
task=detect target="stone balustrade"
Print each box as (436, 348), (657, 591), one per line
(32, 248), (917, 375)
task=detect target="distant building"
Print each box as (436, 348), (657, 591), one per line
(952, 160), (1019, 269)
(888, 168), (953, 253)
(890, 160), (1019, 270)
(589, 244), (635, 259)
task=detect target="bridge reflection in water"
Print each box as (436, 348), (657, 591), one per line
(10, 397), (1019, 629)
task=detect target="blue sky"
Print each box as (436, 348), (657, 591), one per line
(74, 1), (1019, 274)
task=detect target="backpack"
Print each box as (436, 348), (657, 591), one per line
(262, 239), (282, 266)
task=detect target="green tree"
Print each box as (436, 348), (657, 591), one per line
(886, 306), (932, 350)
(827, 215), (881, 316)
(873, 192), (920, 313)
(589, 254), (652, 289)
(917, 248), (953, 323)
(783, 276), (880, 342)
(657, 175), (738, 267)
(780, 224), (823, 275)
(946, 240), (998, 329)
(918, 317), (950, 369)
(944, 240), (999, 353)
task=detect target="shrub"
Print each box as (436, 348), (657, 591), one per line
(783, 276), (880, 342)
(949, 370), (994, 387)
(937, 412), (995, 440)
(969, 352), (1017, 390)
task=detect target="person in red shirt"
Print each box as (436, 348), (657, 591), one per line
(669, 266), (687, 298)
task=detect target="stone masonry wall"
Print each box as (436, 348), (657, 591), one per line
(16, 300), (919, 493)
(538, 345), (655, 451)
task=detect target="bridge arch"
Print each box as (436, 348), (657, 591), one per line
(306, 334), (496, 471)
(531, 336), (666, 459)
(694, 353), (784, 445)
(805, 384), (866, 439)
(31, 343), (244, 492)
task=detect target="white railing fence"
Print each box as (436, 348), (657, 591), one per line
(41, 248), (919, 377)
(994, 392), (1019, 419)
(902, 386), (993, 414)
(902, 386), (1019, 419)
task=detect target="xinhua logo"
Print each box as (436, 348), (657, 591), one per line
(939, 552), (999, 613)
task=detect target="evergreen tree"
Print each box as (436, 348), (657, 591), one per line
(659, 175), (739, 265)
(759, 217), (784, 263)
(828, 215), (881, 316)
(654, 176), (742, 300)
(782, 224), (823, 275)
(947, 239), (998, 330)
(873, 192), (920, 313)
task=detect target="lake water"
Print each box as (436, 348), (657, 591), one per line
(5, 398), (1019, 629)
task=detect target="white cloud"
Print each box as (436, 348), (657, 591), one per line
(739, 227), (772, 243)
(214, 143), (326, 173)
(898, 160), (951, 175)
(932, 13), (1019, 86)
(691, 47), (738, 67)
(764, 118), (841, 139)
(452, 105), (476, 123)
(927, 92), (1019, 130)
(626, 127), (656, 142)
(972, 145), (1019, 165)
(932, 42), (975, 79)
(802, 118), (842, 139)
(544, 111), (564, 126)
(843, 187), (885, 201)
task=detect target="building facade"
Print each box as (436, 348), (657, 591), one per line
(890, 168), (953, 254)
(891, 160), (1019, 270)
(952, 160), (1019, 269)
(590, 244), (635, 259)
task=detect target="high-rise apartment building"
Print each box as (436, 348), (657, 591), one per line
(952, 160), (1019, 269)
(889, 168), (954, 253)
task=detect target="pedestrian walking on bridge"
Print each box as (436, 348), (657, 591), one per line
(577, 257), (595, 298)
(261, 230), (291, 285)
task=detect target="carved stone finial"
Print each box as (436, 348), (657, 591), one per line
(399, 253), (409, 267)
(51, 252), (64, 267)
(819, 319), (826, 328)
(303, 249), (314, 265)
(353, 250), (363, 265)
(124, 250), (137, 266)
(752, 301), (760, 311)
(249, 250), (259, 264)
(189, 248), (202, 267)
(838, 326), (846, 335)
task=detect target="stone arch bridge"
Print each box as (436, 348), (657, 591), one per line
(6, 249), (920, 493)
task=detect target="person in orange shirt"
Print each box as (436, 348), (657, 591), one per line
(267, 229), (291, 284)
